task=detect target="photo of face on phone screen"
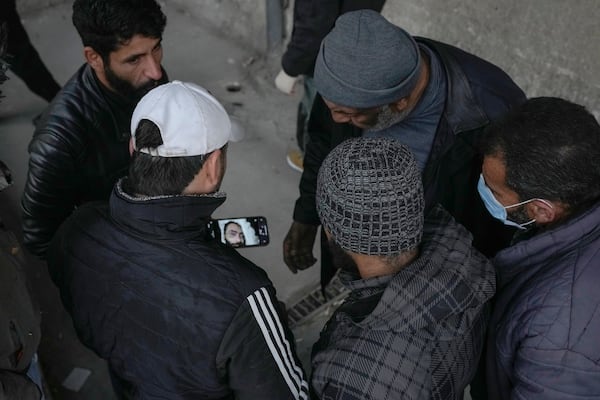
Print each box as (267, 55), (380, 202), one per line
(216, 217), (269, 248)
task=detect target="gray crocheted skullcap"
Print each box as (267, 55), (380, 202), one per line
(317, 137), (424, 256)
(314, 10), (421, 108)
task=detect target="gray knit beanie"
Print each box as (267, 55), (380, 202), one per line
(317, 137), (424, 256)
(314, 10), (421, 108)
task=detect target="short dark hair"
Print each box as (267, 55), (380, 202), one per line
(224, 221), (241, 231)
(72, 0), (166, 61)
(123, 119), (206, 196)
(482, 97), (600, 214)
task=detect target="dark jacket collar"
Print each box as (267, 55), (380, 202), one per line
(77, 64), (134, 142)
(493, 201), (600, 289)
(416, 37), (489, 134)
(109, 179), (226, 241)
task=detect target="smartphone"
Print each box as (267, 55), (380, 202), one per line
(209, 216), (269, 248)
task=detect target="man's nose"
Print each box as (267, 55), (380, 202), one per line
(144, 57), (162, 81)
(331, 112), (350, 124)
(350, 116), (366, 127)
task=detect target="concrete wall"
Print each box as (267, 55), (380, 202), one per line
(17, 0), (66, 13)
(167, 0), (280, 54)
(381, 0), (600, 117)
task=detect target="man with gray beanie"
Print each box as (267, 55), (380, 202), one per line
(283, 10), (525, 286)
(310, 136), (495, 399)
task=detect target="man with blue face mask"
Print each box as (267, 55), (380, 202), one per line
(477, 176), (553, 230)
(479, 97), (600, 400)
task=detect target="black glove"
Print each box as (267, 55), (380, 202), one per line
(283, 221), (318, 273)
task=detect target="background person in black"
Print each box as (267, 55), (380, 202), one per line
(0, 0), (60, 104)
(274, 0), (386, 171)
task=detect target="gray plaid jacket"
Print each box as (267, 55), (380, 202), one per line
(311, 206), (496, 399)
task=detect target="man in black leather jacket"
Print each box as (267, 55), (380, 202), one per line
(21, 0), (169, 258)
(283, 11), (526, 284)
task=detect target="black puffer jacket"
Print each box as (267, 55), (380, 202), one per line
(47, 180), (308, 399)
(21, 63), (167, 258)
(294, 38), (526, 261)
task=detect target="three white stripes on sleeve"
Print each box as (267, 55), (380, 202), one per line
(247, 287), (309, 400)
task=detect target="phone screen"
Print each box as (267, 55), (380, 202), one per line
(212, 216), (269, 248)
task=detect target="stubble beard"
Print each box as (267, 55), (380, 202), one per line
(104, 65), (160, 103)
(365, 105), (413, 133)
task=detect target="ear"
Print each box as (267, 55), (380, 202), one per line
(527, 199), (559, 225)
(182, 149), (224, 195)
(83, 46), (105, 74)
(389, 97), (409, 113)
(202, 149), (223, 188)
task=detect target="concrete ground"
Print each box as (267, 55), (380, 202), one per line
(0, 2), (324, 398)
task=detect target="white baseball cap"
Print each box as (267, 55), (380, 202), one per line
(130, 80), (244, 157)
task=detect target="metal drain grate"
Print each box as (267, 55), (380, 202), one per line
(287, 274), (349, 328)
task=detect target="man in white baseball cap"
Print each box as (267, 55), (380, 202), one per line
(46, 81), (308, 399)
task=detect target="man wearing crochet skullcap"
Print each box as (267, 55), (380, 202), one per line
(283, 10), (524, 291)
(310, 136), (495, 400)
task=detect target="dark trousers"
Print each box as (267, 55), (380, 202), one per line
(1, 0), (60, 102)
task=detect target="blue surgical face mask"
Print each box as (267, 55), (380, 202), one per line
(477, 174), (551, 230)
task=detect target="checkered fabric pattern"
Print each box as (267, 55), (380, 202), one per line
(311, 205), (496, 399)
(316, 137), (424, 256)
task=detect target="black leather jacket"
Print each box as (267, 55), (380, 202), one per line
(21, 63), (167, 258)
(294, 38), (526, 260)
